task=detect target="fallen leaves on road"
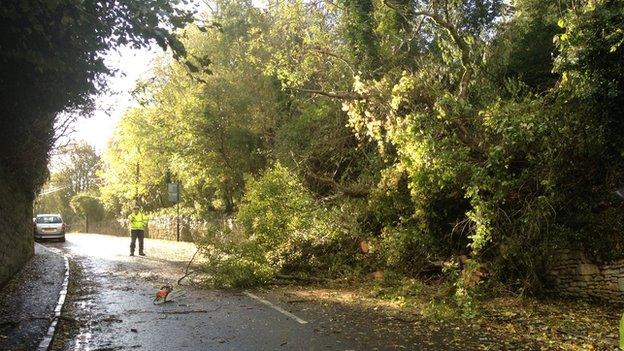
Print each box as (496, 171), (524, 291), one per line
(262, 283), (620, 350)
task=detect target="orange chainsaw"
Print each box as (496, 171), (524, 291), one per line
(153, 284), (173, 304)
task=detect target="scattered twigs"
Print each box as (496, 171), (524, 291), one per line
(274, 273), (329, 283)
(177, 247), (201, 286)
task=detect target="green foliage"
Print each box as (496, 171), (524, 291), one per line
(202, 252), (276, 288)
(555, 0), (624, 151)
(197, 164), (373, 287)
(89, 0), (624, 294)
(339, 0), (624, 291)
(341, 0), (382, 75)
(238, 164), (316, 252)
(100, 5), (280, 215)
(487, 0), (563, 92)
(200, 164), (322, 287)
(197, 218), (275, 288)
(35, 142), (103, 225)
(70, 193), (105, 230)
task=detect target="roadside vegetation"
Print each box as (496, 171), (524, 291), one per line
(92, 0), (624, 294)
(23, 0), (624, 327)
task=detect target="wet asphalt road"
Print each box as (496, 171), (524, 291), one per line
(44, 234), (355, 351)
(0, 244), (66, 351)
(37, 233), (623, 350)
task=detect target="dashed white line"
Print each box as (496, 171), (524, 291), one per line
(243, 291), (308, 324)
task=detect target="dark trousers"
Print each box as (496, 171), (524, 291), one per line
(130, 229), (145, 254)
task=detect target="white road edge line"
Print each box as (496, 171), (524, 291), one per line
(243, 291), (308, 325)
(38, 252), (70, 351)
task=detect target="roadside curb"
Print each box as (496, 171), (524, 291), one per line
(37, 249), (69, 351)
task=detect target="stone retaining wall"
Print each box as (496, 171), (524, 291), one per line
(147, 217), (210, 242)
(0, 172), (34, 286)
(83, 216), (222, 242)
(547, 249), (624, 303)
(84, 219), (127, 238)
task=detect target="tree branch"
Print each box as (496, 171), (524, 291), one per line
(382, 1), (473, 99)
(288, 87), (362, 100)
(306, 45), (356, 76)
(305, 172), (370, 198)
(177, 247), (201, 285)
(411, 10), (473, 99)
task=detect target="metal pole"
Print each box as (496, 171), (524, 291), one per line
(176, 199), (180, 242)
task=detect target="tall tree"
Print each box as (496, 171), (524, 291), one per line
(341, 0), (382, 76)
(57, 142), (102, 194)
(36, 142), (102, 223)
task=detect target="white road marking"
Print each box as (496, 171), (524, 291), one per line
(243, 291), (308, 324)
(38, 253), (69, 351)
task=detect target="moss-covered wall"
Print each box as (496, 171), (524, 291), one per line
(0, 171), (34, 286)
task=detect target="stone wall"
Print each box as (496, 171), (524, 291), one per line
(0, 173), (34, 287)
(547, 249), (624, 303)
(146, 217), (211, 242)
(83, 216), (216, 242)
(84, 219), (128, 237)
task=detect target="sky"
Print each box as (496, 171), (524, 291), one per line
(68, 45), (158, 153)
(64, 0), (268, 155)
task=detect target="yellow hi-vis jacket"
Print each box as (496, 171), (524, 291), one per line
(129, 212), (148, 230)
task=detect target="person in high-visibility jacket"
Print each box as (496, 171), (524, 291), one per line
(128, 205), (148, 256)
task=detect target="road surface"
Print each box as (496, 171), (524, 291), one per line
(38, 233), (620, 350)
(42, 234), (385, 350)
